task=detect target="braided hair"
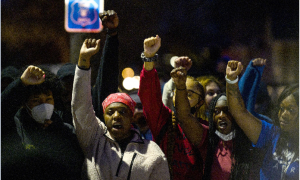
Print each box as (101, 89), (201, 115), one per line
(203, 93), (252, 180)
(275, 83), (299, 126)
(274, 83), (299, 162)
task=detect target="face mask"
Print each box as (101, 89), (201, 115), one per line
(190, 106), (197, 114)
(27, 103), (54, 124)
(215, 130), (236, 141)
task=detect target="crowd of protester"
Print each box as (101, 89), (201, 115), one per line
(1, 10), (298, 180)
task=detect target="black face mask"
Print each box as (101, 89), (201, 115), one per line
(136, 116), (147, 127)
(190, 106), (197, 114)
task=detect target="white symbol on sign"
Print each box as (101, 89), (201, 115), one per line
(70, 0), (98, 27)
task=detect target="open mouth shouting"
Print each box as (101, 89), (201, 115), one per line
(279, 119), (289, 128)
(112, 124), (123, 131)
(216, 118), (232, 135)
(218, 120), (228, 130)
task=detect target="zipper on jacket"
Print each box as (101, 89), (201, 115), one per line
(126, 153), (137, 180)
(115, 153), (124, 176)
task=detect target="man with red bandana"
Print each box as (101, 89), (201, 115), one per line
(71, 38), (170, 180)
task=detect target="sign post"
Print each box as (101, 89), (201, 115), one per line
(65, 0), (104, 33)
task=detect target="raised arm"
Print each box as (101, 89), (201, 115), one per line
(162, 56), (193, 109)
(72, 38), (102, 155)
(138, 35), (171, 139)
(77, 39), (101, 69)
(171, 58), (204, 146)
(92, 10), (119, 119)
(238, 58), (273, 123)
(2, 66), (45, 133)
(143, 35), (161, 71)
(226, 60), (262, 144)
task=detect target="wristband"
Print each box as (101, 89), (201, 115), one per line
(225, 75), (239, 84)
(141, 52), (158, 62)
(106, 28), (118, 35)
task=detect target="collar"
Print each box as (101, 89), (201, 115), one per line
(103, 127), (145, 144)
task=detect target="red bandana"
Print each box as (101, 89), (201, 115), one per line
(102, 93), (136, 115)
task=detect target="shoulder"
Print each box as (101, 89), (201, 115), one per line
(254, 120), (280, 148)
(260, 120), (280, 136)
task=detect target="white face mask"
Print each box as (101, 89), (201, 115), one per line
(215, 130), (236, 141)
(27, 103), (54, 124)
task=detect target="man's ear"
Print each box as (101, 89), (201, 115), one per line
(130, 111), (135, 123)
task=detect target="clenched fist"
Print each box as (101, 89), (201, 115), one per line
(99, 10), (119, 29)
(226, 60), (243, 81)
(143, 35), (161, 58)
(21, 65), (45, 86)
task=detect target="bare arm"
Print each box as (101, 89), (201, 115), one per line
(171, 58), (203, 146)
(226, 60), (262, 144)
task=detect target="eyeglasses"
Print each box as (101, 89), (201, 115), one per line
(172, 89), (203, 100)
(187, 90), (201, 96)
(187, 90), (203, 100)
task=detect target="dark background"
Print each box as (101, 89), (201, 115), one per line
(1, 0), (299, 89)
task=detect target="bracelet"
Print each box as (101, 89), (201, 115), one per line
(225, 75), (239, 84)
(176, 87), (186, 90)
(141, 52), (158, 62)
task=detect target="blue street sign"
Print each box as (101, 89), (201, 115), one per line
(65, 0), (104, 33)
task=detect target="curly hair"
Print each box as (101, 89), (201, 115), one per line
(196, 75), (223, 121)
(22, 66), (62, 105)
(203, 93), (252, 180)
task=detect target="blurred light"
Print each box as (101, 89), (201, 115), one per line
(123, 77), (134, 90)
(122, 67), (134, 79)
(122, 76), (140, 90)
(170, 56), (178, 68)
(132, 76), (140, 89)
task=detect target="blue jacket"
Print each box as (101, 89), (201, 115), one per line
(239, 60), (273, 123)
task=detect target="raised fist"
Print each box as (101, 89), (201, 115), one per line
(80, 38), (101, 60)
(21, 65), (45, 86)
(252, 58), (266, 66)
(226, 60), (243, 80)
(174, 56), (192, 71)
(143, 35), (161, 58)
(99, 10), (119, 29)
(170, 67), (187, 89)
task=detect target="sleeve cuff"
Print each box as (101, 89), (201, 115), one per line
(77, 65), (91, 71)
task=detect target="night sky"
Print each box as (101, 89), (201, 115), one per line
(1, 0), (298, 85)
